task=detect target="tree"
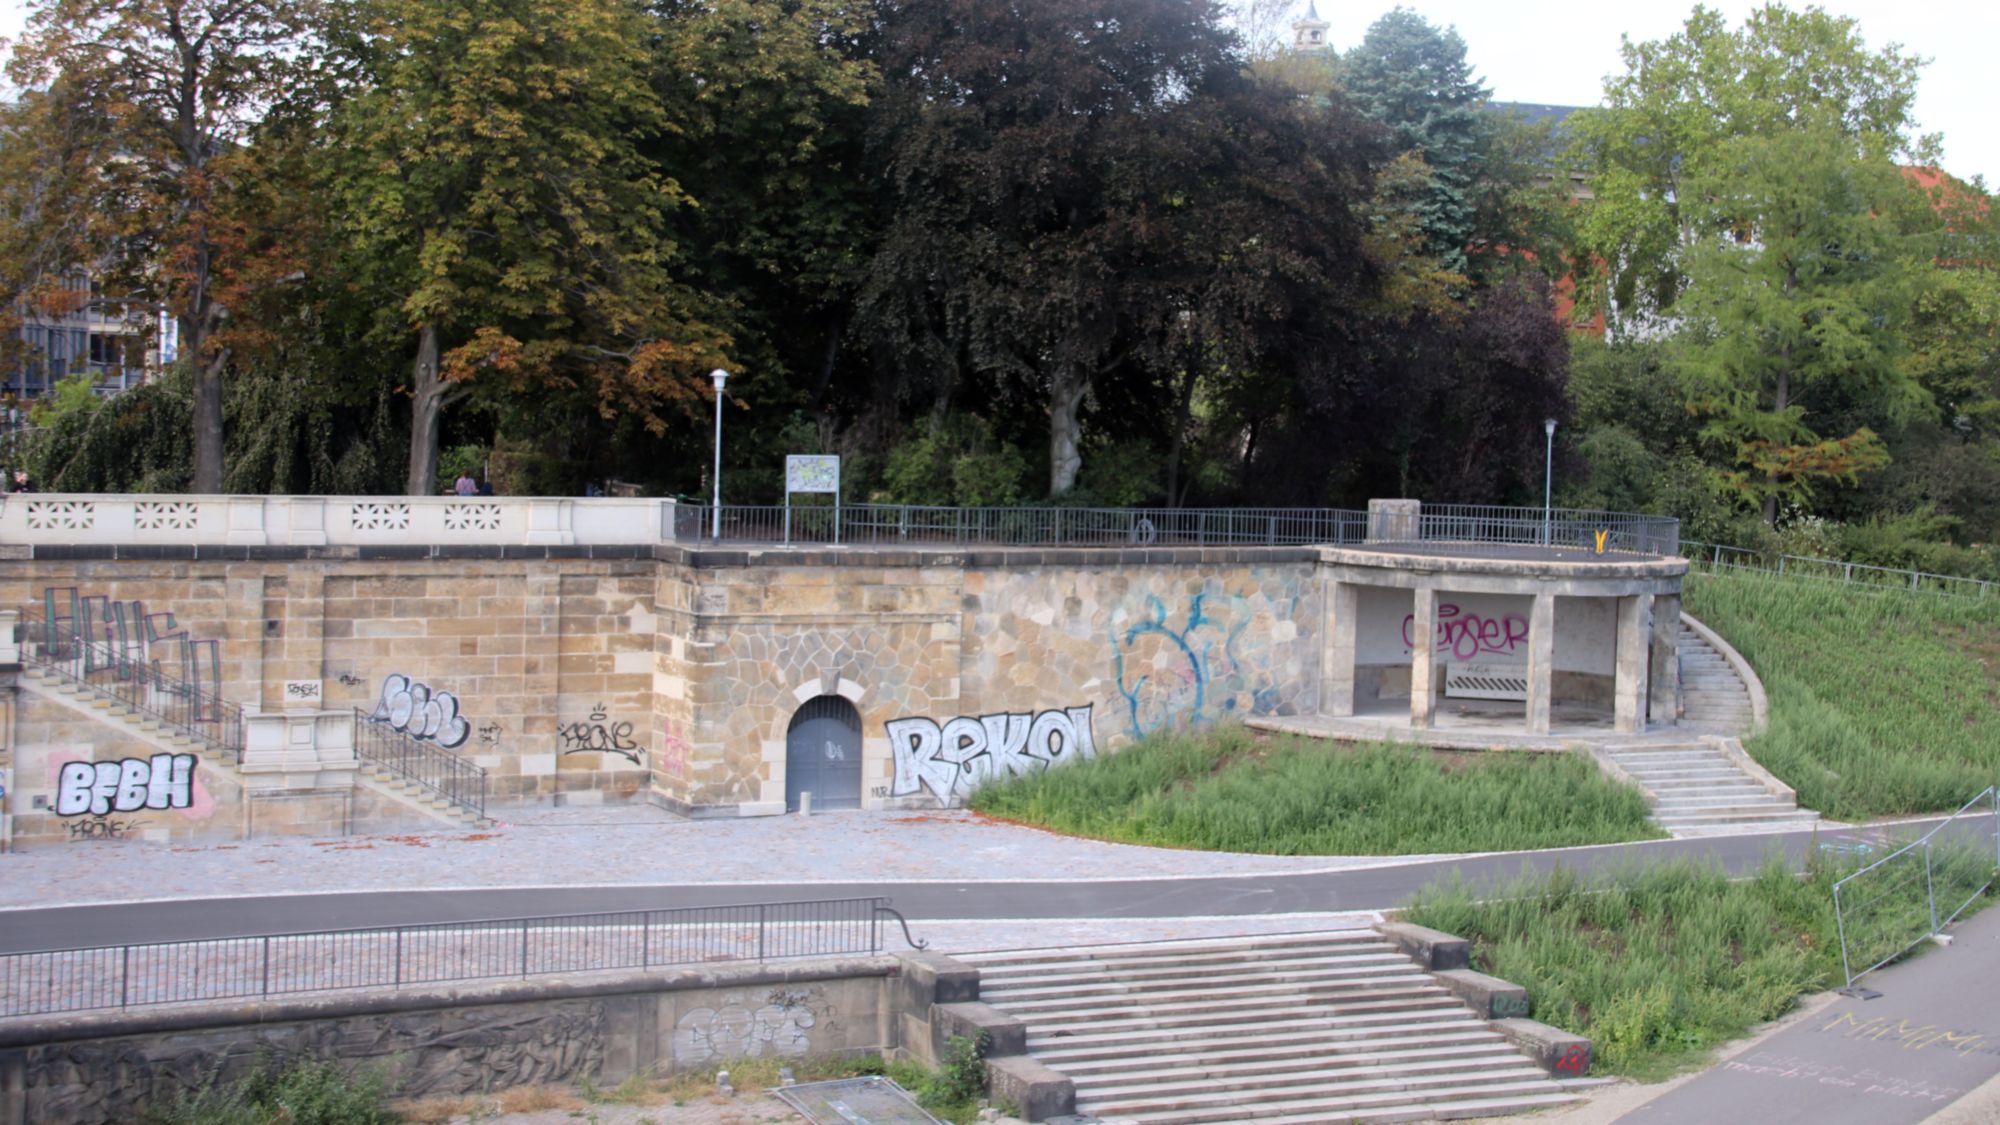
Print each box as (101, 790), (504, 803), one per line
(1338, 8), (1490, 276)
(3, 0), (320, 492)
(328, 0), (730, 494)
(1568, 3), (1932, 320)
(1673, 125), (1936, 523)
(859, 0), (1377, 496)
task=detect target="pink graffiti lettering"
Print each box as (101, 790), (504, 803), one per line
(1402, 603), (1529, 660)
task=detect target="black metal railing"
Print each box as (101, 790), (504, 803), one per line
(355, 708), (488, 820)
(676, 501), (1680, 557)
(19, 609), (244, 764)
(0, 897), (923, 1017)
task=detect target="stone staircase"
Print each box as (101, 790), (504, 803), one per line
(1677, 621), (1756, 734)
(20, 663), (234, 768)
(958, 932), (1579, 1124)
(1598, 741), (1817, 833)
(362, 759), (493, 827)
(22, 659), (491, 830)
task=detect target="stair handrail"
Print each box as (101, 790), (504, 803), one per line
(15, 608), (245, 764)
(353, 707), (488, 819)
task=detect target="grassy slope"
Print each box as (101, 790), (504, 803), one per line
(1403, 857), (1844, 1080)
(1683, 571), (2000, 820)
(968, 726), (1662, 855)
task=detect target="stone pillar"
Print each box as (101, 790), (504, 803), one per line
(1410, 587), (1437, 729)
(1366, 499), (1421, 544)
(1650, 594), (1682, 727)
(0, 610), (17, 665)
(1524, 593), (1555, 736)
(1323, 582), (1359, 717)
(1614, 594), (1654, 735)
(240, 709), (362, 837)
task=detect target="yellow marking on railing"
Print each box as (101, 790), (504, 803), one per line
(1593, 529), (1609, 554)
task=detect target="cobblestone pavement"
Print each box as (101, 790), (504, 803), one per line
(0, 804), (1452, 912)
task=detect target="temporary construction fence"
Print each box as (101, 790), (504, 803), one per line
(1829, 787), (2000, 992)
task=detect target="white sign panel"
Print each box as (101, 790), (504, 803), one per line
(786, 455), (840, 494)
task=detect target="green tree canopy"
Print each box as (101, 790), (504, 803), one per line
(327, 0), (731, 494)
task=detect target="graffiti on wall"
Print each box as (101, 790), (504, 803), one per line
(365, 674), (472, 748)
(886, 705), (1096, 803)
(671, 987), (839, 1066)
(1401, 602), (1530, 662)
(56, 754), (198, 817)
(558, 704), (642, 765)
(65, 816), (147, 841)
(40, 588), (223, 716)
(1111, 591), (1286, 739)
(660, 720), (691, 776)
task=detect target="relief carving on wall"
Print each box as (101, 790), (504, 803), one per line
(24, 1000), (609, 1123)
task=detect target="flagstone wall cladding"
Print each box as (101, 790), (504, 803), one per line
(0, 549), (1323, 825)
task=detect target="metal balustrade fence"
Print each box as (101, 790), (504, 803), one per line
(0, 897), (923, 1017)
(676, 502), (1678, 556)
(354, 707), (489, 820)
(1687, 540), (1997, 599)
(1830, 788), (2000, 992)
(18, 609), (244, 764)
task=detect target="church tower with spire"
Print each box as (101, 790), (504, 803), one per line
(1292, 2), (1330, 51)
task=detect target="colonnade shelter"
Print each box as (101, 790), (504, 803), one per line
(1318, 502), (1686, 739)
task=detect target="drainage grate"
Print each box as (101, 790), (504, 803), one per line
(771, 1076), (944, 1124)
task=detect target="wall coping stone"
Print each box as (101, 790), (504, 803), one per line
(1378, 922), (1470, 970)
(0, 955), (899, 1049)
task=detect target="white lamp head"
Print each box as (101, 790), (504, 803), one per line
(1544, 418), (1558, 437)
(711, 368), (729, 391)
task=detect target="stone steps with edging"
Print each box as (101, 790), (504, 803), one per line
(962, 932), (1576, 1123)
(1099, 1077), (1575, 1125)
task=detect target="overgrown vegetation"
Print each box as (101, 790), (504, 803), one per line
(1684, 570), (2000, 819)
(1405, 857), (1842, 1081)
(147, 1056), (389, 1125)
(968, 726), (1662, 855)
(1405, 843), (1997, 1080)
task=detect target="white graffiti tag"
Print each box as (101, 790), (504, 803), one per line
(55, 754), (196, 817)
(886, 705), (1096, 804)
(365, 673), (472, 748)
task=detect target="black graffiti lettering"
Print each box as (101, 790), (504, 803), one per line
(65, 816), (147, 841)
(558, 703), (643, 765)
(55, 754), (196, 817)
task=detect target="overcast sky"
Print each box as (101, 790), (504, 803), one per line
(1, 0), (1994, 186)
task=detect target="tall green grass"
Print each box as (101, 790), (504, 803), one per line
(1683, 571), (2000, 819)
(967, 726), (1662, 854)
(1404, 857), (1844, 1080)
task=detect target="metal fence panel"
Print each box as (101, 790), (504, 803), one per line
(0, 897), (913, 1017)
(1830, 788), (1999, 990)
(1687, 541), (1996, 600)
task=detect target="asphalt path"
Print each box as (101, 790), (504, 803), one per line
(0, 821), (1907, 954)
(1618, 892), (2000, 1124)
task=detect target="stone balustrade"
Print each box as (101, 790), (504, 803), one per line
(0, 494), (677, 547)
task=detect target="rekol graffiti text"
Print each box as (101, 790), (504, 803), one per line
(56, 754), (197, 817)
(886, 705), (1096, 804)
(365, 673), (472, 748)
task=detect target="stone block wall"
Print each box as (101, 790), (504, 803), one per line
(1, 545), (1327, 837)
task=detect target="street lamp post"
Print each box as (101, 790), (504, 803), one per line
(1543, 417), (1558, 547)
(710, 369), (729, 540)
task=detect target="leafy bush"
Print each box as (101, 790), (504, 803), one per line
(147, 1056), (389, 1125)
(969, 725), (1661, 854)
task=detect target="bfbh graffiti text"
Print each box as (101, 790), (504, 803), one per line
(56, 754), (198, 817)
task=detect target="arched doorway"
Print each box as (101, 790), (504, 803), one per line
(785, 695), (862, 811)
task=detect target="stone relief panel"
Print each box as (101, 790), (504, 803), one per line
(23, 999), (609, 1124)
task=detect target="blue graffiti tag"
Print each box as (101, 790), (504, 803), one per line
(1112, 590), (1284, 739)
